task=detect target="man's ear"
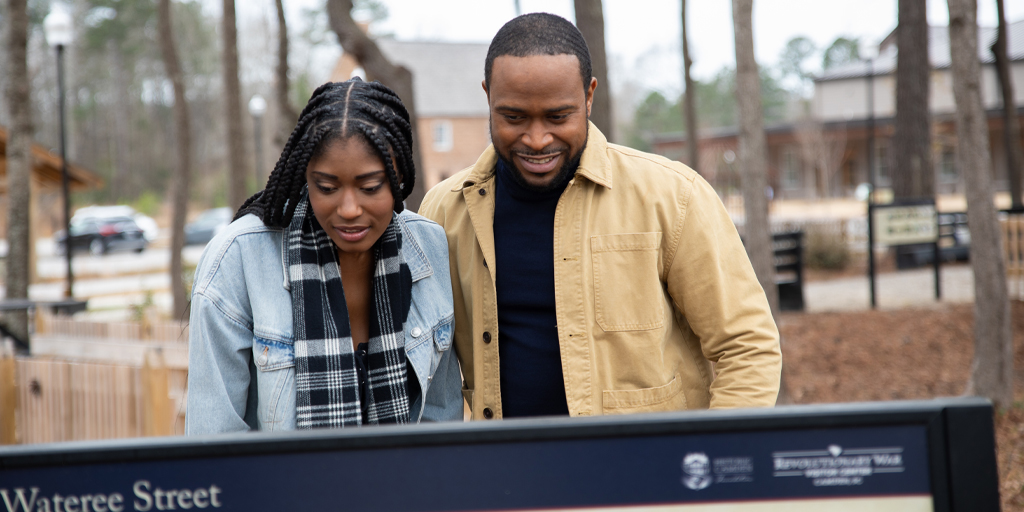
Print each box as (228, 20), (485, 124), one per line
(482, 79), (490, 102)
(585, 77), (597, 118)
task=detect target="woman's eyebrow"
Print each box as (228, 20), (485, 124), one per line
(355, 170), (386, 180)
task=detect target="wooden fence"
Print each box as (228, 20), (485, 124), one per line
(1005, 213), (1024, 302)
(0, 311), (190, 445)
(0, 350), (184, 444)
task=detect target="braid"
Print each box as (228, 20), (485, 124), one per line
(234, 78), (418, 227)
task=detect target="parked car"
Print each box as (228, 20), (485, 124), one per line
(72, 205), (159, 241)
(184, 207), (233, 246)
(54, 216), (148, 255)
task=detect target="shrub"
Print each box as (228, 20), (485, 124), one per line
(805, 226), (851, 270)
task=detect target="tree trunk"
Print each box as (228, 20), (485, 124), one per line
(731, 0), (777, 316)
(732, 0), (785, 404)
(681, 0), (699, 172)
(273, 0), (297, 148)
(892, 0), (934, 200)
(222, 0), (247, 211)
(991, 0), (1023, 210)
(110, 41), (133, 200)
(573, 0), (613, 139)
(158, 0), (193, 321)
(326, 0), (425, 210)
(3, 0), (32, 347)
(947, 0), (1014, 409)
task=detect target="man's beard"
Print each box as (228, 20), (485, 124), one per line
(493, 127), (588, 195)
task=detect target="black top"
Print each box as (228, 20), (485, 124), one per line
(353, 342), (420, 422)
(492, 159), (572, 417)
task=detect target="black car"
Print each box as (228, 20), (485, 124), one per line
(55, 216), (148, 255)
(184, 207), (232, 246)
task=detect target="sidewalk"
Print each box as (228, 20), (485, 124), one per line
(803, 264), (975, 312)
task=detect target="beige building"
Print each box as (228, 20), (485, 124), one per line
(654, 20), (1024, 201)
(331, 40), (491, 191)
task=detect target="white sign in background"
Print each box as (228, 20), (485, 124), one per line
(873, 205), (938, 246)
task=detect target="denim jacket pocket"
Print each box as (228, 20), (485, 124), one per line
(591, 232), (664, 331)
(253, 336), (295, 430)
(432, 316), (454, 352)
(253, 336), (295, 371)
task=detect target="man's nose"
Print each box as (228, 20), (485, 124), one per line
(521, 120), (554, 151)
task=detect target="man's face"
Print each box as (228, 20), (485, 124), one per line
(484, 54), (597, 191)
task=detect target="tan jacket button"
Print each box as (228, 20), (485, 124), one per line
(483, 407), (494, 419)
(483, 331), (492, 343)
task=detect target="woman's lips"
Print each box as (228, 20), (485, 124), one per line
(335, 226), (370, 243)
(516, 152), (561, 175)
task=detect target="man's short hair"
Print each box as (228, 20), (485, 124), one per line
(485, 13), (593, 92)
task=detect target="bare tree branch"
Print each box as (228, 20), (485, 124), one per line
(326, 0), (425, 210)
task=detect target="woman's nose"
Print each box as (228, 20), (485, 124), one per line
(338, 190), (361, 219)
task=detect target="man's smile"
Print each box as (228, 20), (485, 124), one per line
(515, 152), (563, 175)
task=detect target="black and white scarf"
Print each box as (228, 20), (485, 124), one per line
(287, 191), (412, 428)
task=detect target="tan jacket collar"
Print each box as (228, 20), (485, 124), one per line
(452, 122), (613, 191)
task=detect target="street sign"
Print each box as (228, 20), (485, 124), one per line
(873, 204), (938, 246)
(0, 398), (999, 511)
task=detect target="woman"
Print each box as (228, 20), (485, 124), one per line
(186, 79), (461, 433)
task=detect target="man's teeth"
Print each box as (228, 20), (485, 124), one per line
(523, 155), (555, 164)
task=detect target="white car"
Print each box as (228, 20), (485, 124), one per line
(73, 205), (159, 242)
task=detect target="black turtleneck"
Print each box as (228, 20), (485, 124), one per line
(492, 158), (573, 417)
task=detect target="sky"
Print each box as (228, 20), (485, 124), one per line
(229, 0), (1024, 107)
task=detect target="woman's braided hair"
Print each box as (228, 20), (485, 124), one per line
(234, 78), (416, 226)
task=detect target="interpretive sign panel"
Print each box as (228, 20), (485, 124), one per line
(873, 203), (938, 246)
(0, 398), (998, 512)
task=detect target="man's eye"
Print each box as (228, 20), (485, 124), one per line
(502, 114), (523, 122)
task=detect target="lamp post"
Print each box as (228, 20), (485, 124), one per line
(44, 5), (74, 298)
(865, 49), (877, 309)
(248, 94), (267, 186)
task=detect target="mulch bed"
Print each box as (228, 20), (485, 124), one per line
(777, 300), (1024, 510)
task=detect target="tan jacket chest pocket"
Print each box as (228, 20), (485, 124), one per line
(590, 232), (664, 331)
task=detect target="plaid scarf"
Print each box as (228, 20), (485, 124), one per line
(287, 191), (412, 428)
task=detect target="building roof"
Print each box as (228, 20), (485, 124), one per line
(0, 126), (103, 191)
(816, 19), (1024, 82)
(376, 39), (490, 118)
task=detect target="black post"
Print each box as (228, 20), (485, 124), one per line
(934, 221), (942, 300)
(866, 57), (877, 309)
(57, 44), (74, 298)
(253, 114), (263, 186)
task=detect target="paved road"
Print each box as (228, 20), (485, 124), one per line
(7, 237), (986, 320)
(804, 264), (975, 313)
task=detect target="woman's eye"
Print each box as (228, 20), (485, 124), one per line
(315, 183), (336, 193)
(363, 182), (385, 193)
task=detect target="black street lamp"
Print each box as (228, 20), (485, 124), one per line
(248, 94), (267, 187)
(44, 5), (74, 298)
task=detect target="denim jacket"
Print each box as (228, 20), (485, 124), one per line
(186, 210), (462, 434)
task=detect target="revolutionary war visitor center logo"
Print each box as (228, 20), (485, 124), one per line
(681, 452), (755, 490)
(772, 444), (905, 487)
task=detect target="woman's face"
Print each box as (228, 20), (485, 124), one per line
(306, 136), (396, 255)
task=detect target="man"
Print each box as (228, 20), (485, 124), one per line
(419, 13), (781, 420)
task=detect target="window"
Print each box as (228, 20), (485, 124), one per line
(432, 120), (453, 152)
(782, 147), (801, 189)
(938, 146), (958, 181)
(875, 142), (890, 182)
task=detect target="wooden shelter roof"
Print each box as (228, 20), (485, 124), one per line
(0, 126), (104, 191)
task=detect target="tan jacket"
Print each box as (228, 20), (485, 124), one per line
(418, 124), (781, 420)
